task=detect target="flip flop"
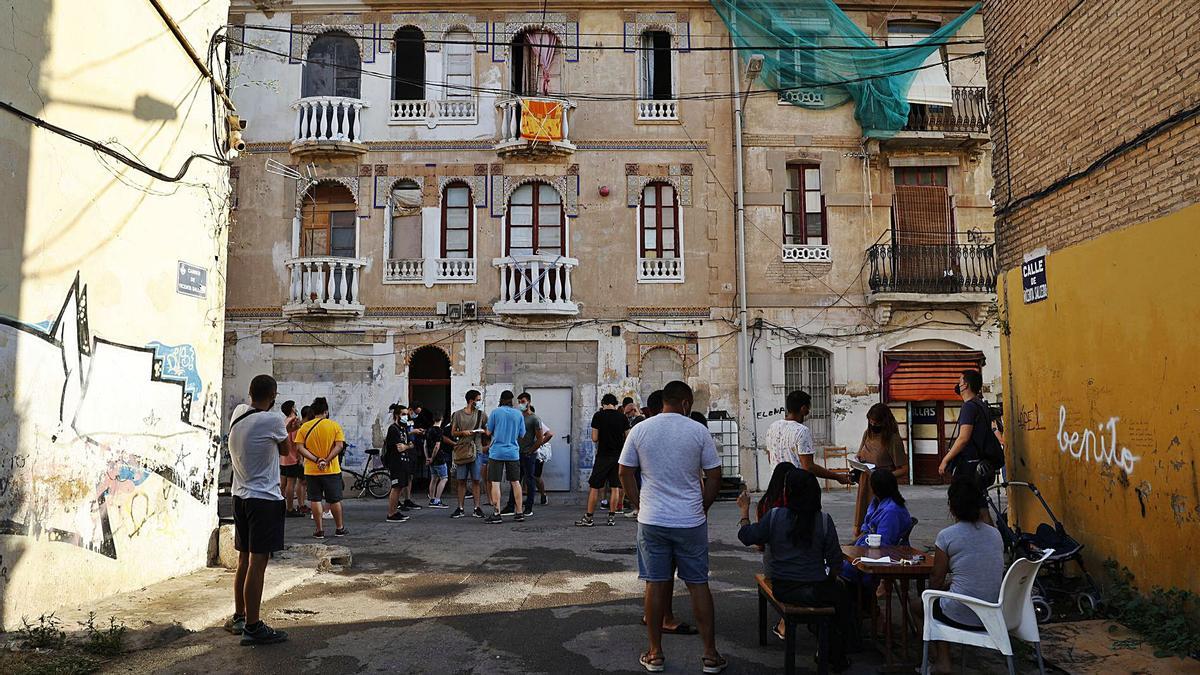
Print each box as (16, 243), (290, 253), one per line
(701, 654), (728, 674)
(639, 652), (665, 673)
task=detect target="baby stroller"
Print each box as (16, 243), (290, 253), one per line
(986, 481), (1102, 623)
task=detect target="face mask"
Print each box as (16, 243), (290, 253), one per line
(518, 402), (528, 411)
(868, 424), (883, 434)
(954, 384), (963, 396)
(400, 415), (409, 423)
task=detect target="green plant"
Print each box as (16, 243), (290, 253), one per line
(79, 613), (125, 657)
(1104, 560), (1200, 658)
(19, 652), (101, 675)
(18, 614), (66, 650)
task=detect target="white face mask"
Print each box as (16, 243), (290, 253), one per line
(518, 402), (528, 411)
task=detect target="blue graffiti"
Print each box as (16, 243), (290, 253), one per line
(147, 342), (203, 399)
(115, 465), (151, 486)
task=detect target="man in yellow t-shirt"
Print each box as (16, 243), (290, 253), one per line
(295, 397), (347, 538)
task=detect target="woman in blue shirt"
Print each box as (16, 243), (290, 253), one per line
(842, 469), (913, 625)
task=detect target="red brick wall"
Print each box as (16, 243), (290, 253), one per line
(983, 0), (1200, 270)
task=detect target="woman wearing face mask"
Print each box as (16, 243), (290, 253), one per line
(852, 404), (908, 536)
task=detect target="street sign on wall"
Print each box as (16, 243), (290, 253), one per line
(176, 261), (207, 299)
(1022, 249), (1048, 304)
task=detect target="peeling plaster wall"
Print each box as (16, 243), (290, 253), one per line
(0, 0), (230, 627)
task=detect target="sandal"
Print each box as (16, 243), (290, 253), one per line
(639, 652), (665, 673)
(701, 654), (728, 674)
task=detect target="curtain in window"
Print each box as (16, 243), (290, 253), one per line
(525, 30), (558, 96)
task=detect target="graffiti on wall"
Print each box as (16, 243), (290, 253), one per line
(0, 276), (219, 560)
(1055, 405), (1141, 476)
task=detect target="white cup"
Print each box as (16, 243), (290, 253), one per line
(866, 534), (882, 548)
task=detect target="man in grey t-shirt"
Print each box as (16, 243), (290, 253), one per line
(618, 380), (725, 673)
(225, 374), (298, 646)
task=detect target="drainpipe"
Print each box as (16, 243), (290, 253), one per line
(731, 38), (753, 488)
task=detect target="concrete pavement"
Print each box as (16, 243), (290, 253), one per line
(98, 484), (1041, 674)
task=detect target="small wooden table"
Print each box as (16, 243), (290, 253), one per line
(842, 544), (936, 670)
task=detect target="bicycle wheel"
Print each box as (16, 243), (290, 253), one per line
(366, 470), (391, 499)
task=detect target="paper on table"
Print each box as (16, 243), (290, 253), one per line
(471, 428), (487, 434)
(858, 556), (894, 564)
(849, 459), (875, 472)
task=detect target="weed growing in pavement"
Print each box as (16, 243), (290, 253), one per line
(18, 614), (66, 650)
(80, 613), (126, 657)
(18, 652), (101, 675)
(1104, 560), (1200, 658)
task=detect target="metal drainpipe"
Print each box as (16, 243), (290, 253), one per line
(730, 31), (756, 488)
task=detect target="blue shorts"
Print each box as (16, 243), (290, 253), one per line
(430, 463), (448, 478)
(455, 454), (485, 481)
(636, 522), (710, 584)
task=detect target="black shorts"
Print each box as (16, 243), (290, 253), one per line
(534, 459), (545, 478)
(306, 474), (344, 504)
(933, 598), (986, 632)
(280, 463), (303, 479)
(588, 454), (622, 490)
(387, 454), (410, 485)
(487, 459), (521, 482)
(232, 496), (285, 554)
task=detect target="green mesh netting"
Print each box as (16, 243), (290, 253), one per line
(709, 0), (981, 138)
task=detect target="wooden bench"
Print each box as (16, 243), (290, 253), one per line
(757, 574), (836, 675)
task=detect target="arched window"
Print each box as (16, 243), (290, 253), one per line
(510, 29), (559, 96)
(639, 30), (673, 100)
(388, 179), (422, 260)
(506, 182), (563, 257)
(640, 182), (680, 259)
(444, 30), (473, 100)
(300, 182), (356, 258)
(302, 32), (361, 98)
(784, 347), (832, 444)
(393, 26), (426, 101)
(441, 182), (473, 258)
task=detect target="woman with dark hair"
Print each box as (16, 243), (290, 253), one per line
(928, 474), (1005, 673)
(853, 403), (908, 535)
(737, 470), (852, 671)
(842, 470), (914, 601)
(756, 461), (795, 521)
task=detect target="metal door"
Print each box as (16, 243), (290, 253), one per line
(526, 387), (572, 491)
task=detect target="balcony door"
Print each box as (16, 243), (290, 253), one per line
(300, 183), (357, 302)
(303, 32), (361, 99)
(510, 29), (558, 96)
(506, 183), (564, 257)
(892, 167), (957, 292)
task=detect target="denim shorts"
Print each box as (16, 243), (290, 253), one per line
(636, 522), (710, 584)
(455, 454), (485, 481)
(430, 463), (448, 478)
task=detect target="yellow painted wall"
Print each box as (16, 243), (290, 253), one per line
(999, 203), (1200, 594)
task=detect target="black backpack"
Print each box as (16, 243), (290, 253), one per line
(967, 398), (1006, 470)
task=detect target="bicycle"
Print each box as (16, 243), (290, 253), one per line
(340, 447), (391, 499)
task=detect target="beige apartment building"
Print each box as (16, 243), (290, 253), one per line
(223, 0), (997, 490)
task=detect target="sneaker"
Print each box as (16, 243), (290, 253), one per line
(521, 508), (534, 517)
(223, 614), (245, 635)
(403, 499), (422, 510)
(624, 509), (639, 519)
(465, 493), (474, 500)
(540, 495), (548, 505)
(450, 507), (466, 519)
(499, 505), (516, 516)
(514, 512), (526, 523)
(428, 500), (449, 509)
(312, 530), (325, 539)
(322, 510), (333, 519)
(575, 514), (595, 527)
(240, 621), (288, 646)
(386, 512), (409, 523)
(607, 513), (616, 526)
(600, 499), (609, 509)
(334, 528), (348, 537)
(399, 504), (411, 512)
(485, 513), (503, 525)
(473, 507), (485, 519)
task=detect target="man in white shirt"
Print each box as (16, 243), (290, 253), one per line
(225, 374), (299, 645)
(619, 380), (726, 674)
(765, 390), (850, 485)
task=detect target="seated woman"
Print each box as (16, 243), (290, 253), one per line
(928, 474), (1005, 674)
(737, 469), (852, 672)
(842, 469), (913, 588)
(757, 461), (795, 521)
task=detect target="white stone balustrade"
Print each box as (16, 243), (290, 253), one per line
(292, 96), (368, 145)
(434, 258), (476, 282)
(387, 99), (478, 126)
(495, 97), (576, 155)
(782, 244), (832, 263)
(637, 257), (684, 282)
(637, 100), (679, 121)
(492, 255), (579, 315)
(384, 258), (424, 283)
(284, 257), (367, 316)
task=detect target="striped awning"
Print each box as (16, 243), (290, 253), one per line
(882, 350), (986, 402)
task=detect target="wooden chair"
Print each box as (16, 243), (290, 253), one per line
(757, 574), (836, 675)
(820, 446), (852, 491)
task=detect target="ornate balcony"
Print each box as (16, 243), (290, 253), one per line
(882, 86), (990, 149)
(866, 232), (996, 323)
(290, 96), (368, 158)
(637, 257), (684, 283)
(495, 97), (576, 158)
(637, 100), (679, 121)
(492, 255), (579, 316)
(389, 98), (478, 127)
(383, 257), (477, 285)
(284, 257), (367, 317)
(384, 258), (424, 284)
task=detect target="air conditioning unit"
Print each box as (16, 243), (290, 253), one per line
(447, 303), (462, 322)
(462, 301), (477, 320)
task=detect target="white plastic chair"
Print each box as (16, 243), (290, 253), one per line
(920, 549), (1053, 675)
